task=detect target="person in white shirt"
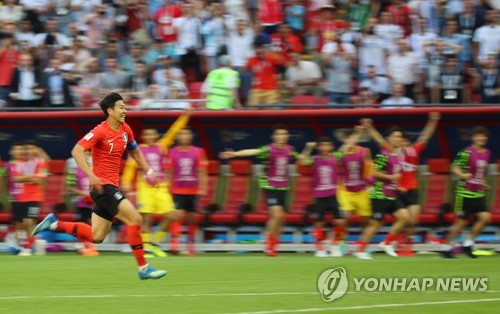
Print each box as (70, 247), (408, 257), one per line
(358, 17), (388, 79)
(381, 83), (415, 108)
(374, 11), (404, 54)
(359, 65), (392, 101)
(472, 9), (500, 66)
(70, 0), (102, 32)
(321, 34), (357, 56)
(409, 17), (439, 70)
(387, 38), (421, 100)
(15, 19), (37, 47)
(200, 2), (228, 71)
(174, 2), (203, 81)
(0, 0), (24, 24)
(33, 19), (71, 48)
(152, 55), (186, 85)
(227, 19), (255, 68)
(285, 51), (323, 96)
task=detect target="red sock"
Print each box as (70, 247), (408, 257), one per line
(23, 236), (36, 249)
(57, 222), (94, 242)
(313, 227), (325, 251)
(127, 225), (147, 267)
(187, 224), (197, 253)
(266, 234), (277, 251)
(384, 233), (397, 245)
(169, 221), (181, 252)
(334, 225), (346, 243)
(272, 234), (279, 251)
(358, 241), (368, 253)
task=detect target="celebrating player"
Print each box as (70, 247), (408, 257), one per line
(362, 112), (440, 248)
(121, 108), (192, 257)
(441, 126), (491, 258)
(355, 127), (410, 259)
(32, 92), (167, 280)
(166, 127), (208, 256)
(220, 125), (307, 256)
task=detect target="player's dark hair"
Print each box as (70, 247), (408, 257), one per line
(24, 140), (39, 147)
(316, 136), (333, 144)
(272, 124), (288, 134)
(99, 92), (123, 117)
(11, 142), (23, 148)
(472, 126), (489, 136)
(385, 126), (403, 138)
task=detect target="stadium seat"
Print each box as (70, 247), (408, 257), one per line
(490, 160), (500, 223)
(211, 160), (252, 225)
(287, 164), (312, 225)
(423, 159), (451, 224)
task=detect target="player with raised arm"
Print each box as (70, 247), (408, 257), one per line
(220, 125), (306, 256)
(32, 92), (167, 280)
(166, 127), (208, 256)
(361, 112), (440, 248)
(121, 108), (192, 257)
(441, 126), (491, 258)
(354, 127), (410, 259)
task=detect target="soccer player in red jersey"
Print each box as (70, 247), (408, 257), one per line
(33, 92), (167, 280)
(166, 127), (208, 256)
(361, 112), (440, 246)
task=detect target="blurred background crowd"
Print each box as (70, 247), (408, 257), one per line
(0, 0), (499, 110)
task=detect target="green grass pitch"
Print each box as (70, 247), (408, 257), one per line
(0, 252), (499, 314)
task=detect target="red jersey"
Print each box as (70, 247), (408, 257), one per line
(399, 142), (426, 190)
(0, 48), (20, 86)
(259, 0), (284, 25)
(270, 33), (303, 62)
(19, 158), (48, 202)
(166, 146), (208, 195)
(387, 5), (411, 36)
(78, 121), (136, 187)
(316, 20), (346, 51)
(246, 54), (282, 90)
(155, 5), (183, 43)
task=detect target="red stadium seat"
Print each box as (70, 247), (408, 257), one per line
(47, 159), (66, 174)
(287, 164), (313, 225)
(211, 160), (252, 224)
(422, 159), (451, 224)
(490, 160), (500, 223)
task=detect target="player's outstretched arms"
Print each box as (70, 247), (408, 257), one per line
(297, 142), (316, 165)
(360, 118), (386, 147)
(416, 112), (441, 145)
(72, 144), (103, 194)
(219, 149), (260, 159)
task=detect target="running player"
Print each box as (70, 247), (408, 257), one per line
(32, 92), (167, 280)
(166, 127), (208, 256)
(121, 108), (192, 257)
(219, 125), (307, 256)
(362, 112), (440, 247)
(354, 127), (410, 259)
(441, 126), (491, 258)
(12, 141), (48, 256)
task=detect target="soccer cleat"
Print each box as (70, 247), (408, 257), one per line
(32, 213), (58, 236)
(379, 242), (398, 257)
(265, 249), (278, 257)
(441, 250), (456, 259)
(354, 252), (373, 260)
(17, 248), (32, 256)
(138, 264), (168, 280)
(315, 250), (328, 257)
(330, 245), (343, 257)
(462, 245), (477, 259)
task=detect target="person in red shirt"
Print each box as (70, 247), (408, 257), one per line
(33, 92), (167, 280)
(155, 0), (183, 44)
(0, 33), (20, 104)
(166, 127), (208, 256)
(246, 43), (284, 106)
(270, 24), (303, 63)
(310, 5), (346, 52)
(259, 0), (284, 34)
(362, 112), (441, 246)
(387, 0), (412, 37)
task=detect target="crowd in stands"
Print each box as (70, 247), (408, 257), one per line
(0, 0), (499, 109)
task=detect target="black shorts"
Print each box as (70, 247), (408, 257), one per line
(173, 194), (197, 212)
(455, 195), (488, 219)
(371, 198), (405, 221)
(264, 189), (287, 208)
(313, 196), (342, 221)
(77, 207), (93, 222)
(12, 202), (40, 222)
(90, 185), (126, 222)
(397, 189), (419, 207)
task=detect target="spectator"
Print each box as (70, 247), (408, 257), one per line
(358, 17), (388, 79)
(386, 38), (421, 100)
(374, 11), (403, 54)
(355, 87), (379, 106)
(455, 0), (484, 38)
(202, 55), (241, 110)
(472, 9), (500, 66)
(0, 0), (24, 24)
(125, 0), (152, 39)
(174, 2), (202, 81)
(359, 65), (392, 101)
(285, 0), (306, 34)
(348, 0), (371, 32)
(33, 19), (71, 48)
(143, 37), (168, 66)
(424, 39), (461, 100)
(119, 43), (146, 74)
(321, 32), (357, 57)
(225, 0), (248, 21)
(259, 0), (284, 34)
(227, 19), (254, 103)
(152, 55), (186, 86)
(314, 5), (345, 52)
(285, 51), (323, 97)
(15, 19), (37, 47)
(19, 0), (51, 33)
(51, 0), (74, 37)
(442, 19), (472, 67)
(84, 4), (113, 52)
(323, 38), (356, 106)
(386, 0), (411, 36)
(128, 60), (152, 100)
(434, 55), (467, 104)
(193, 0), (211, 22)
(409, 17), (439, 71)
(0, 33), (20, 104)
(97, 39), (120, 70)
(76, 57), (101, 105)
(98, 57), (130, 93)
(165, 81), (190, 109)
(70, 0), (103, 33)
(9, 53), (44, 107)
(380, 83), (414, 108)
(246, 43), (283, 107)
(41, 58), (75, 107)
(200, 2), (227, 71)
(155, 0), (183, 50)
(71, 36), (93, 70)
(270, 23), (303, 63)
(475, 53), (500, 104)
(253, 21), (272, 46)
